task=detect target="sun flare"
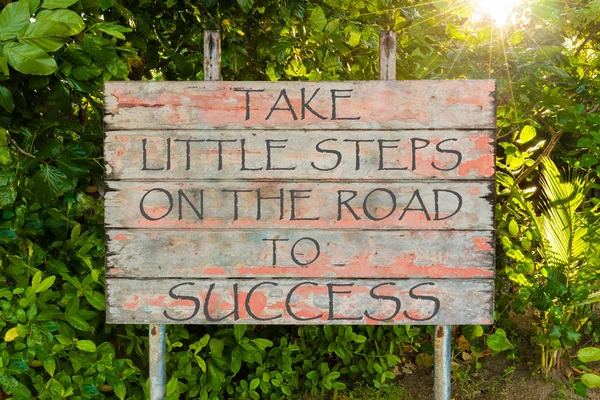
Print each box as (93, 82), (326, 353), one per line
(474, 0), (521, 26)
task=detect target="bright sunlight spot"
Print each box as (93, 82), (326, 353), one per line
(473, 0), (521, 26)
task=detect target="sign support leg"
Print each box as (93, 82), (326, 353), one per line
(434, 325), (452, 400)
(149, 324), (166, 400)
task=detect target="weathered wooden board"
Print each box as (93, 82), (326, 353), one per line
(105, 278), (493, 325)
(105, 130), (495, 181)
(105, 181), (494, 230)
(104, 81), (496, 131)
(106, 229), (494, 278)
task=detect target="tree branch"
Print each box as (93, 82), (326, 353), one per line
(574, 22), (600, 57)
(7, 135), (35, 159)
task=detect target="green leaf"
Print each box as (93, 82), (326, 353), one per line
(234, 325), (247, 344)
(310, 6), (327, 32)
(582, 373), (600, 388)
(251, 338), (273, 351)
(41, 0), (79, 9)
(209, 338), (224, 358)
(345, 27), (361, 47)
(487, 329), (513, 352)
(236, 0), (253, 13)
(0, 55), (8, 76)
(581, 153), (598, 168)
(22, 0), (41, 14)
(3, 42), (57, 75)
(578, 347), (600, 363)
(18, 20), (71, 52)
(96, 22), (132, 39)
(166, 377), (179, 397)
(32, 270), (42, 289)
(84, 291), (106, 310)
(35, 275), (56, 293)
(231, 346), (242, 374)
(66, 314), (90, 331)
(32, 165), (75, 201)
(76, 340), (97, 352)
(111, 379), (126, 400)
(508, 219), (519, 237)
(8, 360), (29, 374)
(72, 64), (101, 81)
(463, 325), (484, 340)
(519, 125), (536, 144)
(0, 85), (14, 112)
(34, 9), (85, 36)
(0, 1), (30, 41)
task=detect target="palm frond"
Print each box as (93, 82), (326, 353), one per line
(537, 157), (592, 288)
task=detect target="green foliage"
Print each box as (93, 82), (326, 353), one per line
(0, 0), (599, 398)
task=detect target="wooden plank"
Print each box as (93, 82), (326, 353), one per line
(106, 229), (494, 279)
(104, 130), (495, 181)
(203, 31), (220, 81)
(105, 278), (494, 325)
(104, 80), (496, 131)
(379, 31), (396, 81)
(104, 181), (494, 230)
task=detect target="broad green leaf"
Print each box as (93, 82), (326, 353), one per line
(96, 22), (132, 39)
(251, 338), (273, 351)
(32, 271), (42, 291)
(166, 377), (179, 397)
(35, 275), (56, 293)
(345, 26), (360, 47)
(0, 2), (30, 41)
(582, 373), (600, 388)
(519, 125), (536, 144)
(41, 0), (79, 9)
(0, 229), (18, 244)
(209, 338), (224, 358)
(3, 42), (57, 75)
(581, 153), (598, 167)
(234, 324), (247, 344)
(487, 329), (513, 352)
(66, 315), (90, 331)
(236, 0), (253, 13)
(18, 28), (70, 52)
(84, 291), (106, 310)
(463, 325), (484, 340)
(22, 0), (41, 14)
(73, 64), (102, 80)
(34, 9), (84, 36)
(75, 340), (97, 352)
(32, 165), (75, 201)
(231, 346), (242, 374)
(8, 360), (29, 374)
(112, 379), (126, 400)
(508, 219), (519, 237)
(0, 85), (14, 112)
(310, 6), (327, 32)
(577, 347), (600, 363)
(0, 55), (8, 76)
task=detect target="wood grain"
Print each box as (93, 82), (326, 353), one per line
(106, 229), (494, 279)
(104, 80), (496, 131)
(105, 130), (495, 181)
(105, 181), (494, 230)
(105, 278), (494, 325)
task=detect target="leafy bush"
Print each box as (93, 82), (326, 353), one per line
(1, 0), (600, 398)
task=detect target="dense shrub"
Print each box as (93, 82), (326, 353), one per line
(0, 0), (599, 398)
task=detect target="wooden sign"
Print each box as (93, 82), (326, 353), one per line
(104, 80), (496, 325)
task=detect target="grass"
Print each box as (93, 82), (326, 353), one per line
(340, 382), (410, 400)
